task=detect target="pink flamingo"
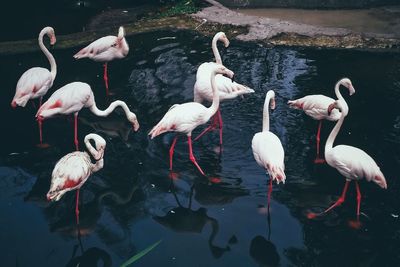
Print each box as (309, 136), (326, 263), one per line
(47, 133), (106, 226)
(11, 26), (57, 146)
(288, 78), (355, 163)
(36, 82), (139, 150)
(252, 90), (286, 212)
(194, 32), (254, 146)
(149, 65), (234, 176)
(73, 26), (129, 96)
(308, 97), (387, 220)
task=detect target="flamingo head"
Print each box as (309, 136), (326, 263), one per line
(340, 78), (355, 96)
(328, 100), (348, 117)
(47, 181), (68, 202)
(217, 32), (230, 48)
(215, 65), (234, 79)
(11, 100), (17, 108)
(93, 137), (106, 161)
(373, 175), (387, 189)
(266, 90), (276, 110)
(128, 112), (140, 132)
(43, 26), (56, 46)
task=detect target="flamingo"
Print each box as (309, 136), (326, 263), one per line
(252, 90), (286, 212)
(308, 97), (387, 220)
(47, 133), (106, 226)
(11, 26), (57, 146)
(149, 65), (234, 176)
(36, 82), (139, 150)
(194, 32), (254, 146)
(73, 26), (129, 96)
(288, 78), (355, 163)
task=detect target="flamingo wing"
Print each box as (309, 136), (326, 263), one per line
(252, 131), (286, 183)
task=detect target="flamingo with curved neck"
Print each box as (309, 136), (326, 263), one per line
(194, 32), (254, 146)
(252, 90), (285, 212)
(149, 65), (234, 176)
(11, 26), (57, 146)
(287, 78), (355, 163)
(36, 82), (139, 150)
(47, 133), (106, 226)
(308, 97), (387, 221)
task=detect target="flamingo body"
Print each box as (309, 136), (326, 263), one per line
(287, 94), (341, 121)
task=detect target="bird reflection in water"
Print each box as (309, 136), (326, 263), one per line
(154, 183), (235, 258)
(64, 234), (112, 267)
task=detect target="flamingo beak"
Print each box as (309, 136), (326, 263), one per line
(11, 100), (17, 108)
(132, 121), (140, 132)
(349, 85), (355, 95)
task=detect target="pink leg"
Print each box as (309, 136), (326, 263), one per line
(187, 135), (205, 176)
(314, 120), (325, 164)
(355, 181), (362, 218)
(75, 189), (80, 225)
(308, 180), (350, 219)
(267, 178), (273, 212)
(74, 113), (79, 151)
(217, 109), (223, 146)
(103, 63), (109, 96)
(38, 118), (43, 145)
(169, 136), (178, 170)
(194, 110), (219, 141)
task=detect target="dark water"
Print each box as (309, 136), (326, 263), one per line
(0, 30), (400, 267)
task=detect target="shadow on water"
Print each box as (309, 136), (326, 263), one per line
(0, 29), (399, 266)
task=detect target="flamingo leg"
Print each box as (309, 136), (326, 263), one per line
(103, 63), (109, 96)
(267, 177), (273, 213)
(323, 180), (350, 214)
(187, 135), (205, 176)
(314, 120), (325, 164)
(75, 189), (80, 226)
(194, 109), (219, 141)
(355, 181), (362, 218)
(74, 113), (79, 151)
(217, 109), (223, 146)
(169, 136), (178, 171)
(38, 118), (43, 145)
(39, 97), (43, 108)
(31, 100), (36, 109)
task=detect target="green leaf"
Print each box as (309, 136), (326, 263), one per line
(120, 240), (162, 267)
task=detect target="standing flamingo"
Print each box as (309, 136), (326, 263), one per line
(73, 26), (129, 96)
(194, 32), (254, 146)
(308, 97), (387, 220)
(11, 26), (57, 146)
(36, 82), (139, 150)
(47, 133), (106, 226)
(252, 90), (286, 212)
(149, 65), (234, 176)
(288, 78), (355, 163)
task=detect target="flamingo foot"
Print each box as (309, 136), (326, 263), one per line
(314, 158), (326, 164)
(307, 212), (318, 219)
(208, 177), (221, 184)
(168, 171), (180, 180)
(348, 219), (362, 229)
(36, 143), (51, 149)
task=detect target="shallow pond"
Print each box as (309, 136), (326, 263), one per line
(0, 30), (400, 266)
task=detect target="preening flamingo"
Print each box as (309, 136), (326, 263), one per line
(252, 90), (286, 211)
(47, 133), (106, 226)
(308, 97), (387, 220)
(288, 78), (355, 163)
(73, 26), (129, 96)
(194, 32), (254, 146)
(36, 82), (139, 150)
(11, 26), (57, 146)
(149, 65), (234, 176)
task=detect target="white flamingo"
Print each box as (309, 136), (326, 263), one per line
(73, 26), (129, 96)
(308, 97), (387, 220)
(11, 26), (57, 146)
(36, 82), (139, 150)
(47, 133), (106, 225)
(252, 90), (286, 211)
(194, 32), (254, 145)
(149, 65), (234, 176)
(288, 78), (355, 163)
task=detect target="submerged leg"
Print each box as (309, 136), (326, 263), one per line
(308, 180), (350, 219)
(38, 118), (43, 145)
(267, 178), (273, 213)
(314, 120), (325, 164)
(74, 113), (79, 151)
(194, 111), (219, 141)
(103, 63), (109, 96)
(75, 189), (80, 226)
(217, 109), (223, 146)
(169, 136), (178, 171)
(187, 135), (205, 176)
(355, 181), (362, 218)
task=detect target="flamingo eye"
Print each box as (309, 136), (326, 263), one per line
(111, 43), (117, 47)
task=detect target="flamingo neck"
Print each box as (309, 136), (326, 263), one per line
(325, 103), (348, 152)
(334, 80), (344, 101)
(90, 100), (132, 119)
(208, 70), (220, 118)
(262, 95), (272, 132)
(211, 35), (222, 65)
(38, 30), (56, 80)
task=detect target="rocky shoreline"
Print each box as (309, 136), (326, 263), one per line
(1, 2), (399, 55)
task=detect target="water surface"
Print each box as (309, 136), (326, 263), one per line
(0, 30), (399, 266)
